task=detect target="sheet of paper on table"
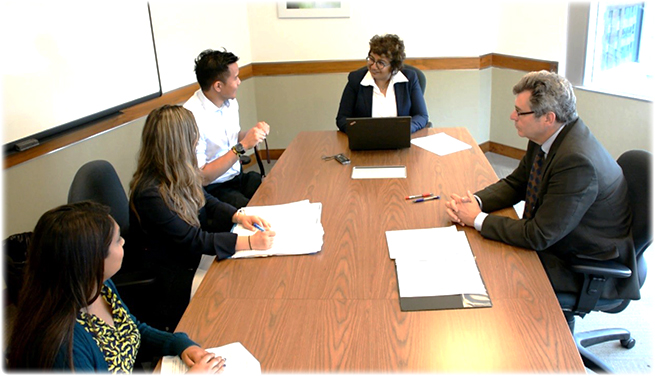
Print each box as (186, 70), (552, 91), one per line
(385, 226), (491, 310)
(411, 132), (472, 156)
(161, 342), (260, 374)
(351, 165), (407, 179)
(231, 200), (324, 258)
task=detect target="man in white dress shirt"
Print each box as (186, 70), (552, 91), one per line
(184, 49), (269, 208)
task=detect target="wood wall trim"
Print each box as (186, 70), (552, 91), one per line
(243, 142), (524, 169)
(488, 141), (526, 160)
(4, 53), (553, 169)
(4, 83), (200, 169)
(488, 53), (558, 73)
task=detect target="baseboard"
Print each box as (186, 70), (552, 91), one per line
(486, 142), (526, 160)
(243, 143), (523, 170)
(243, 148), (285, 169)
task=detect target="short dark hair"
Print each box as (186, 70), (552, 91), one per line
(513, 70), (578, 123)
(194, 49), (239, 91)
(368, 34), (406, 73)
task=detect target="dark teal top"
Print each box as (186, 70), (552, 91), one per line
(54, 279), (197, 371)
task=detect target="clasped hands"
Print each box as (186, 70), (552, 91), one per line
(444, 190), (481, 227)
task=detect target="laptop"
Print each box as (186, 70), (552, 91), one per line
(346, 116), (412, 151)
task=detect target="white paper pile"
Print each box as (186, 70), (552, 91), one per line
(385, 226), (489, 301)
(231, 200), (324, 258)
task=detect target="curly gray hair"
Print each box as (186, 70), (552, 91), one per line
(513, 70), (578, 123)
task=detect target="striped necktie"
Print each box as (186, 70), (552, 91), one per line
(523, 148), (545, 219)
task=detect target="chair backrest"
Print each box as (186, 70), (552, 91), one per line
(403, 64), (427, 94)
(617, 150), (652, 287)
(617, 150), (652, 256)
(68, 160), (130, 237)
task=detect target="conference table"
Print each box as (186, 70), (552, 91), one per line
(175, 128), (585, 373)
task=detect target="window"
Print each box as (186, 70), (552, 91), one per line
(583, 2), (653, 100)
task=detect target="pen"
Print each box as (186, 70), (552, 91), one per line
(405, 193), (433, 200)
(253, 223), (266, 232)
(414, 195), (440, 203)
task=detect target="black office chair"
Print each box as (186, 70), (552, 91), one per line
(68, 160), (157, 321)
(403, 64), (427, 94)
(239, 143), (269, 177)
(403, 64), (432, 129)
(557, 149), (652, 373)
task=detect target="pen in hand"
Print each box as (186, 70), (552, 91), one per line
(253, 223), (266, 232)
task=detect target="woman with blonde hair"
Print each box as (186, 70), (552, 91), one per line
(129, 105), (275, 331)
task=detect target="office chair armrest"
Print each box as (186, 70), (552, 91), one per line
(570, 259), (632, 279)
(568, 258), (632, 315)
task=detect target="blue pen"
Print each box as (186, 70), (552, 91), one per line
(414, 195), (440, 203)
(253, 223), (266, 232)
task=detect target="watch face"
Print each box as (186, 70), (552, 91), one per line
(235, 143), (245, 154)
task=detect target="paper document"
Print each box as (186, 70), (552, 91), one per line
(411, 132), (472, 156)
(385, 226), (458, 259)
(161, 342), (260, 374)
(385, 227), (491, 310)
(351, 165), (407, 179)
(231, 200), (324, 258)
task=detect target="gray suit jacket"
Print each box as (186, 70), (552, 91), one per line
(477, 118), (640, 300)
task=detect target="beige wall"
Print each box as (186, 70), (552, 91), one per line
(489, 68), (654, 158)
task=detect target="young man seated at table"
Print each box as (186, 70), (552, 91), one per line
(184, 48), (270, 208)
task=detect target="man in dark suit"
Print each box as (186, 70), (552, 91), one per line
(445, 71), (640, 301)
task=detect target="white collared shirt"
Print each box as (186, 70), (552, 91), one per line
(183, 89), (241, 184)
(360, 70), (409, 118)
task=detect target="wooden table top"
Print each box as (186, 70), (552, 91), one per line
(175, 128), (585, 373)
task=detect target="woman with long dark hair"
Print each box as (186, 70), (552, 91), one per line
(7, 202), (225, 372)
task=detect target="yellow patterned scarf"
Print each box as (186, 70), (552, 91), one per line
(77, 284), (141, 373)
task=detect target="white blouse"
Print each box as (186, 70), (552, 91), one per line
(360, 70), (409, 118)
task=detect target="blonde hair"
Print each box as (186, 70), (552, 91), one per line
(130, 105), (205, 227)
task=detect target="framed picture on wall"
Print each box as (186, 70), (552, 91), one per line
(277, 2), (350, 18)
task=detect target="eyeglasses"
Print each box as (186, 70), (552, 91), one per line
(515, 109), (535, 117)
(366, 56), (389, 69)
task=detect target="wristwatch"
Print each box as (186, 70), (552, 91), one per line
(231, 143), (246, 155)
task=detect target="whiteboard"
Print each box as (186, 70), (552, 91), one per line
(1, 1), (160, 148)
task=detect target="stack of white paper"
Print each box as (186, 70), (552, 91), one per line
(385, 226), (490, 310)
(161, 342), (260, 374)
(231, 200), (324, 258)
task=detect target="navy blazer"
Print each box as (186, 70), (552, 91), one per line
(336, 66), (429, 133)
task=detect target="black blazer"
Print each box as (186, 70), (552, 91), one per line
(129, 184), (237, 270)
(476, 118), (639, 300)
(336, 66), (429, 133)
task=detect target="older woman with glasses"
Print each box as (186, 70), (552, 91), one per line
(336, 34), (429, 133)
